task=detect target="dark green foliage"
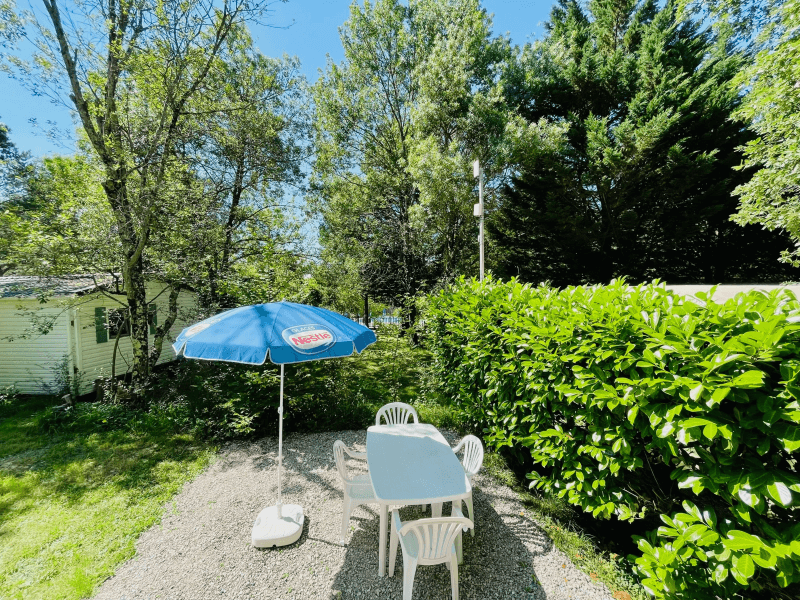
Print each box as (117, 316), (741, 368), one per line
(427, 277), (800, 599)
(76, 325), (423, 440)
(33, 356), (377, 440)
(0, 121), (16, 163)
(491, 0), (799, 286)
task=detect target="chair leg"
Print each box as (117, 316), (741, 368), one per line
(466, 496), (474, 537)
(340, 496), (351, 545)
(389, 518), (398, 577)
(456, 531), (463, 564)
(432, 502), (442, 518)
(403, 559), (417, 600)
(450, 555), (459, 600)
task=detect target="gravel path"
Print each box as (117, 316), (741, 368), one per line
(93, 430), (616, 600)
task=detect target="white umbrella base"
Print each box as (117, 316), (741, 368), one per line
(251, 504), (304, 548)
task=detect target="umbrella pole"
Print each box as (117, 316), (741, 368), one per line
(251, 361), (303, 548)
(277, 363), (284, 518)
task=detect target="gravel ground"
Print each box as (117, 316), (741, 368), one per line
(93, 430), (616, 600)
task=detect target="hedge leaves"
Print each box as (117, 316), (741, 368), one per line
(427, 277), (800, 600)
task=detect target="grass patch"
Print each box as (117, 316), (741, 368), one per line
(0, 397), (215, 600)
(482, 449), (648, 600)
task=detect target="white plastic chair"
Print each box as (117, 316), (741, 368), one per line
(389, 506), (473, 600)
(333, 440), (376, 546)
(375, 402), (419, 426)
(452, 435), (484, 536)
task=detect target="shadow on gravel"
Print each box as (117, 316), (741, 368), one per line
(245, 433), (364, 501)
(230, 431), (562, 599)
(332, 489), (552, 600)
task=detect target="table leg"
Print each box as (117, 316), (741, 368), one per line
(379, 504), (388, 577)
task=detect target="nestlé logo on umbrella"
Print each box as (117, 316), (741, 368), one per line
(282, 324), (336, 354)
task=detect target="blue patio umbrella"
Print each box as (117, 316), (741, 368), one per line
(172, 301), (377, 547)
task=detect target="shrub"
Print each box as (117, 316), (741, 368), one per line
(145, 351), (379, 439)
(0, 385), (21, 418)
(40, 355), (84, 402)
(75, 324), (423, 441)
(427, 277), (800, 599)
(145, 360), (280, 439)
(33, 401), (160, 435)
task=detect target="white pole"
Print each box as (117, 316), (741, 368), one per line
(473, 159), (485, 282)
(277, 363), (284, 518)
(479, 165), (484, 282)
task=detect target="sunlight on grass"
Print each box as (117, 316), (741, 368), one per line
(0, 402), (215, 600)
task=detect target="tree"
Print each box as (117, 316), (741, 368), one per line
(404, 0), (511, 281)
(730, 0), (800, 266)
(0, 0), (24, 49)
(311, 0), (509, 319)
(1, 0), (273, 395)
(489, 0), (799, 287)
(0, 120), (32, 275)
(0, 121), (16, 162)
(187, 41), (310, 309)
(2, 153), (114, 273)
(676, 0), (781, 44)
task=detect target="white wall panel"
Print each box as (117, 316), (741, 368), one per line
(0, 282), (199, 395)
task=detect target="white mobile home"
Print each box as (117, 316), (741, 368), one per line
(0, 275), (198, 395)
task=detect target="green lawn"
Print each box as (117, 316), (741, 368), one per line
(0, 397), (215, 600)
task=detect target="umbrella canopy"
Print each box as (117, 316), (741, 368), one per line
(171, 301), (377, 548)
(172, 301), (376, 365)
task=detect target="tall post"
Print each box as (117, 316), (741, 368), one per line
(277, 363), (284, 518)
(473, 160), (485, 282)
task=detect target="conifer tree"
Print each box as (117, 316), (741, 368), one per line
(490, 0), (798, 286)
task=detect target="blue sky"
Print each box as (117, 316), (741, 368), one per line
(0, 0), (555, 157)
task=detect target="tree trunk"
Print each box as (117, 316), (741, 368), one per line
(124, 250), (150, 397)
(43, 0), (253, 401)
(102, 172), (152, 401)
(399, 303), (419, 344)
(149, 285), (181, 368)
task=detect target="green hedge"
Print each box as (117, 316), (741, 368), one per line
(427, 277), (800, 599)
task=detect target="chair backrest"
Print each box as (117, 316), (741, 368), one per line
(455, 435), (484, 478)
(399, 517), (473, 562)
(375, 402), (419, 426)
(333, 440), (353, 484)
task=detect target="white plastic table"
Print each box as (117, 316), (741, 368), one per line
(367, 423), (471, 577)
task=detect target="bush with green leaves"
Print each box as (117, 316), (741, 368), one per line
(144, 352), (380, 439)
(427, 277), (800, 599)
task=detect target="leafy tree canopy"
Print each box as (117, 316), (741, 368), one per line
(730, 0), (800, 266)
(0, 0), (307, 395)
(311, 0), (511, 311)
